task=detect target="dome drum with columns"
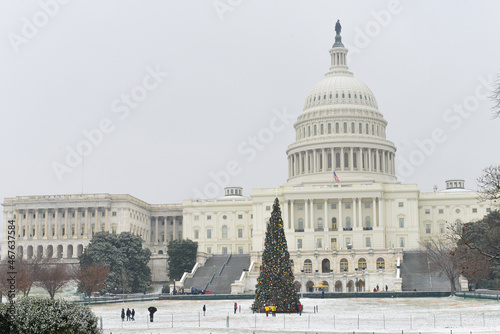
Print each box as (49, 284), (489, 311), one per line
(286, 22), (397, 185)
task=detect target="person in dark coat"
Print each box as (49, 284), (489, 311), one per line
(234, 302), (237, 314)
(121, 308), (125, 321)
(126, 308), (131, 321)
(131, 309), (135, 320)
(148, 306), (157, 322)
(202, 305), (206, 316)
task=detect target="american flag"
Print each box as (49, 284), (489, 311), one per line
(333, 171), (340, 183)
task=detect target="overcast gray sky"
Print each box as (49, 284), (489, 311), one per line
(1, 1), (499, 214)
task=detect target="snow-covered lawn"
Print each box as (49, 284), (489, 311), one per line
(90, 296), (500, 334)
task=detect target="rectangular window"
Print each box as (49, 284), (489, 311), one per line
(298, 205), (303, 210)
(425, 209), (430, 214)
(331, 238), (337, 250)
(400, 238), (405, 247)
(472, 208), (477, 213)
(345, 204), (351, 209)
(207, 247), (211, 254)
(251, 214), (254, 219)
(222, 247), (228, 255)
(102, 212), (105, 217)
(438, 209), (444, 214)
(266, 206), (271, 211)
(398, 202), (404, 207)
(207, 215), (212, 220)
(426, 224), (431, 234)
(207, 229), (212, 239)
(238, 214), (243, 219)
(52, 213), (55, 218)
(365, 203), (370, 208)
(82, 212), (85, 217)
(238, 247), (243, 254)
(346, 237), (352, 249)
(194, 230), (199, 239)
(439, 224), (444, 233)
(72, 212), (75, 218)
(317, 238), (322, 248)
(487, 208), (491, 212)
(317, 204), (322, 210)
(238, 228), (243, 238)
(331, 204), (337, 209)
(366, 237), (371, 248)
(194, 215), (199, 220)
(297, 239), (302, 249)
(399, 218), (404, 228)
(112, 212), (117, 216)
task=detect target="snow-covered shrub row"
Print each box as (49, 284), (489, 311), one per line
(0, 297), (102, 334)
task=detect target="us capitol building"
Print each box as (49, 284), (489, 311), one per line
(1, 23), (491, 293)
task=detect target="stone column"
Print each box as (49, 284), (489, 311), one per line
(163, 217), (167, 243)
(54, 209), (59, 238)
(104, 208), (109, 232)
(340, 148), (344, 171)
(358, 198), (362, 228)
(155, 217), (159, 244)
(338, 199), (343, 229)
(372, 198), (377, 228)
(44, 209), (48, 239)
(34, 211), (38, 239)
(369, 149), (373, 172)
(284, 200), (289, 229)
(330, 148), (334, 170)
(378, 197), (383, 228)
(94, 208), (98, 234)
(350, 148), (354, 171)
(353, 198), (357, 228)
(305, 200), (309, 229)
(290, 200), (295, 230)
(324, 199), (328, 231)
(173, 216), (177, 240)
(64, 209), (68, 239)
(84, 208), (89, 238)
(74, 209), (78, 238)
(313, 150), (317, 173)
(309, 199), (314, 229)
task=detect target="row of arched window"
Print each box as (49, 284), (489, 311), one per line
(294, 257), (386, 273)
(297, 121), (385, 140)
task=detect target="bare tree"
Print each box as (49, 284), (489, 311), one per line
(72, 263), (110, 301)
(421, 238), (463, 295)
(35, 261), (71, 299)
(477, 165), (500, 207)
(16, 257), (40, 296)
(452, 245), (491, 290)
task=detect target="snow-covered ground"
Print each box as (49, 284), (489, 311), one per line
(90, 296), (500, 334)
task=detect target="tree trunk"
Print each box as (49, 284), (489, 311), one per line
(449, 277), (455, 296)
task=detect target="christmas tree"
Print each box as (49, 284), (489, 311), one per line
(252, 198), (300, 313)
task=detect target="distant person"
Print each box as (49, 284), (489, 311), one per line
(148, 306), (157, 322)
(298, 303), (303, 316)
(203, 304), (206, 316)
(131, 308), (135, 320)
(126, 308), (131, 321)
(121, 308), (125, 321)
(376, 285), (379, 291)
(271, 305), (276, 317)
(321, 289), (325, 299)
(385, 285), (388, 291)
(265, 305), (269, 317)
(234, 302), (237, 314)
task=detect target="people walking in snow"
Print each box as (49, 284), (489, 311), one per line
(298, 303), (303, 316)
(265, 305), (269, 317)
(131, 309), (135, 320)
(271, 305), (276, 317)
(126, 308), (131, 321)
(234, 302), (237, 314)
(121, 308), (125, 321)
(203, 304), (206, 316)
(148, 306), (157, 322)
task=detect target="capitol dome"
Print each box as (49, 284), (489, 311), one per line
(286, 21), (398, 185)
